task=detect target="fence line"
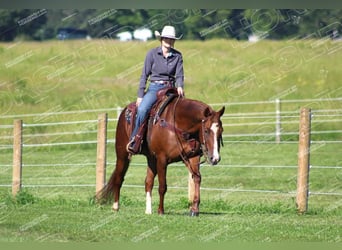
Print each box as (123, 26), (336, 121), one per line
(1, 108), (340, 147)
(0, 103), (341, 150)
(25, 163), (95, 167)
(2, 136), (342, 149)
(224, 140), (342, 144)
(23, 120), (98, 127)
(1, 97), (341, 211)
(2, 161), (341, 170)
(210, 97), (342, 107)
(23, 140), (98, 147)
(222, 120), (299, 127)
(0, 107), (119, 119)
(0, 125), (14, 129)
(1, 129), (117, 140)
(0, 158), (339, 168)
(1, 97), (341, 120)
(1, 183), (340, 196)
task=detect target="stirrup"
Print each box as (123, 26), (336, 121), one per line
(127, 137), (141, 154)
(126, 138), (136, 154)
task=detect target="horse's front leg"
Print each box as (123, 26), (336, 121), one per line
(145, 167), (156, 214)
(156, 159), (167, 215)
(145, 156), (157, 214)
(187, 157), (201, 216)
(188, 171), (195, 206)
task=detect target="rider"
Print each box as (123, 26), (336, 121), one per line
(127, 25), (185, 154)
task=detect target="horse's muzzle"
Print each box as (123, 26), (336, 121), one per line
(209, 155), (221, 166)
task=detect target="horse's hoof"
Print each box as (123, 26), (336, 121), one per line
(112, 202), (119, 212)
(189, 210), (199, 217)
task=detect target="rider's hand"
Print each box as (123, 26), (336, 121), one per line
(136, 97), (143, 107)
(177, 87), (184, 97)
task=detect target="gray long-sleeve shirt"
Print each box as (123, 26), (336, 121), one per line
(138, 46), (184, 98)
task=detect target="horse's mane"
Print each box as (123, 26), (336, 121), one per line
(179, 98), (214, 120)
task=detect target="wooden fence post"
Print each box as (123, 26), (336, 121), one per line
(296, 107), (311, 214)
(12, 119), (23, 196)
(96, 113), (107, 199)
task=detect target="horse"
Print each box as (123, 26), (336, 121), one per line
(97, 92), (225, 216)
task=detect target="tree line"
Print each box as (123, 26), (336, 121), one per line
(0, 9), (341, 41)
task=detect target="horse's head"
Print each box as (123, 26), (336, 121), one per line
(201, 106), (225, 165)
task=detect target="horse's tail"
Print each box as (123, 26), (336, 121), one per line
(95, 172), (116, 204)
(96, 105), (130, 204)
(96, 103), (135, 204)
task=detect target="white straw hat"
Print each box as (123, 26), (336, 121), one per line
(155, 25), (183, 40)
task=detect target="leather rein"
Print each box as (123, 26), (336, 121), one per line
(169, 96), (212, 166)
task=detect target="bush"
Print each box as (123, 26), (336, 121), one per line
(14, 189), (37, 205)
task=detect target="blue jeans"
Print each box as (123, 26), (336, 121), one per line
(131, 83), (167, 139)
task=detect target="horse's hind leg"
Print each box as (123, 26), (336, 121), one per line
(112, 154), (130, 211)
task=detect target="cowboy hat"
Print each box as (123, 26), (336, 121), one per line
(155, 25), (183, 40)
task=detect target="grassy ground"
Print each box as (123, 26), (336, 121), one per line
(0, 192), (340, 243)
(0, 143), (341, 242)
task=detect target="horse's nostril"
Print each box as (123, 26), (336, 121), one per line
(210, 157), (218, 166)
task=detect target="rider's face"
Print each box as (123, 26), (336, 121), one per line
(161, 37), (175, 49)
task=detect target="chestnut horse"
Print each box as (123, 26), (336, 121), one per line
(97, 95), (225, 216)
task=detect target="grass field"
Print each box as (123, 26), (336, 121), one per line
(1, 39), (342, 118)
(0, 142), (341, 242)
(0, 39), (342, 243)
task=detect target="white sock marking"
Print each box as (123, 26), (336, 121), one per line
(113, 201), (119, 211)
(145, 191), (152, 214)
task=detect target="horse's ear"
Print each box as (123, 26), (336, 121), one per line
(217, 106), (225, 117)
(204, 107), (212, 117)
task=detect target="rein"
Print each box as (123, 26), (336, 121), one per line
(170, 98), (211, 169)
(200, 119), (209, 165)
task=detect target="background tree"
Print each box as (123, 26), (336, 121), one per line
(0, 9), (47, 41)
(0, 9), (341, 41)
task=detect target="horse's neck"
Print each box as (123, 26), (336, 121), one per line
(182, 98), (208, 117)
(173, 98), (207, 130)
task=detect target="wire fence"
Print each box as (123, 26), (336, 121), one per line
(0, 98), (341, 197)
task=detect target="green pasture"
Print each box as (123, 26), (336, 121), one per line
(0, 39), (341, 119)
(0, 40), (342, 242)
(0, 142), (341, 242)
(0, 39), (341, 148)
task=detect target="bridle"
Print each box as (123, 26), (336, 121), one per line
(200, 116), (224, 164)
(200, 118), (210, 165)
(172, 97), (222, 166)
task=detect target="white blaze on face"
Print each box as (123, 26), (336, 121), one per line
(145, 191), (152, 214)
(210, 122), (220, 162)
